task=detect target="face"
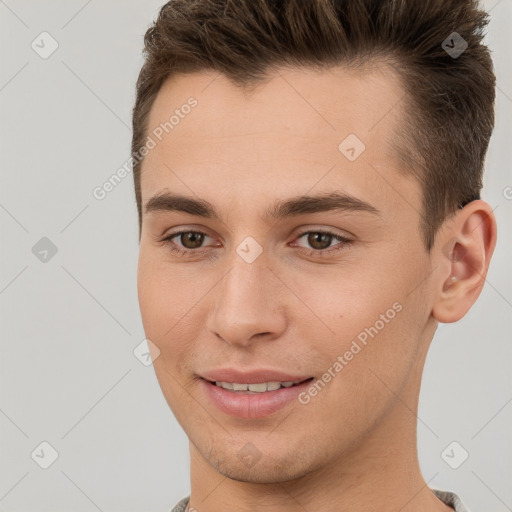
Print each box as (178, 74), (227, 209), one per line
(137, 64), (437, 483)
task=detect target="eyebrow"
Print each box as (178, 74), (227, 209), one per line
(143, 191), (380, 220)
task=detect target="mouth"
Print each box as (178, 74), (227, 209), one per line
(199, 376), (315, 419)
(202, 377), (314, 394)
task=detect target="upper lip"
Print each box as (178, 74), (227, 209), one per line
(200, 368), (313, 384)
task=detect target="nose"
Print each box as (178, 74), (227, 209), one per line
(205, 252), (288, 348)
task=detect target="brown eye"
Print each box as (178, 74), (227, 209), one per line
(159, 229), (216, 257)
(292, 229), (353, 256)
(306, 232), (334, 250)
(179, 231), (205, 249)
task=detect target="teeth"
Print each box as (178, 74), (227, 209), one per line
(215, 380), (303, 392)
(247, 382), (267, 392)
(265, 381), (281, 391)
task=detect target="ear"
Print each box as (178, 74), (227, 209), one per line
(432, 200), (497, 323)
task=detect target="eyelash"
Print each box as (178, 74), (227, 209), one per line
(159, 229), (353, 258)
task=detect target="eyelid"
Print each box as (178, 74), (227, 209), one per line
(163, 229), (217, 247)
(157, 224), (216, 242)
(292, 224), (354, 240)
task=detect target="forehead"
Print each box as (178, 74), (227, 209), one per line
(141, 63), (418, 220)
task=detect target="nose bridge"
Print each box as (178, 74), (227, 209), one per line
(219, 249), (271, 321)
(206, 247), (286, 345)
(225, 255), (262, 305)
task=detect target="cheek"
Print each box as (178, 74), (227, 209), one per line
(284, 261), (405, 341)
(137, 251), (203, 339)
(137, 255), (204, 417)
(293, 286), (419, 446)
(137, 257), (165, 338)
(286, 262), (422, 402)
(137, 251), (221, 388)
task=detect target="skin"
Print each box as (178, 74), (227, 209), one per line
(136, 64), (496, 512)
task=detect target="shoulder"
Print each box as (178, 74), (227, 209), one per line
(169, 495), (190, 512)
(432, 489), (471, 512)
(170, 491), (469, 512)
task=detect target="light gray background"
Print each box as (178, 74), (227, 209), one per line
(0, 1), (510, 511)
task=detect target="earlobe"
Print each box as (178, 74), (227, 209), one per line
(432, 200), (497, 324)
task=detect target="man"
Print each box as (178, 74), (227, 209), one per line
(132, 1), (497, 511)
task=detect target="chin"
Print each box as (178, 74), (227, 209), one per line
(204, 444), (320, 484)
(215, 461), (310, 484)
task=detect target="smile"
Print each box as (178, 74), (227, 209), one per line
(212, 379), (309, 393)
(200, 377), (315, 418)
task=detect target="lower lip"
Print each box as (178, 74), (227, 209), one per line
(200, 378), (314, 419)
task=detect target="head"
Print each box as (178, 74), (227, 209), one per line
(133, 0), (497, 484)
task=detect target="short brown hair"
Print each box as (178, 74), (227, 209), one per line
(131, 0), (495, 249)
